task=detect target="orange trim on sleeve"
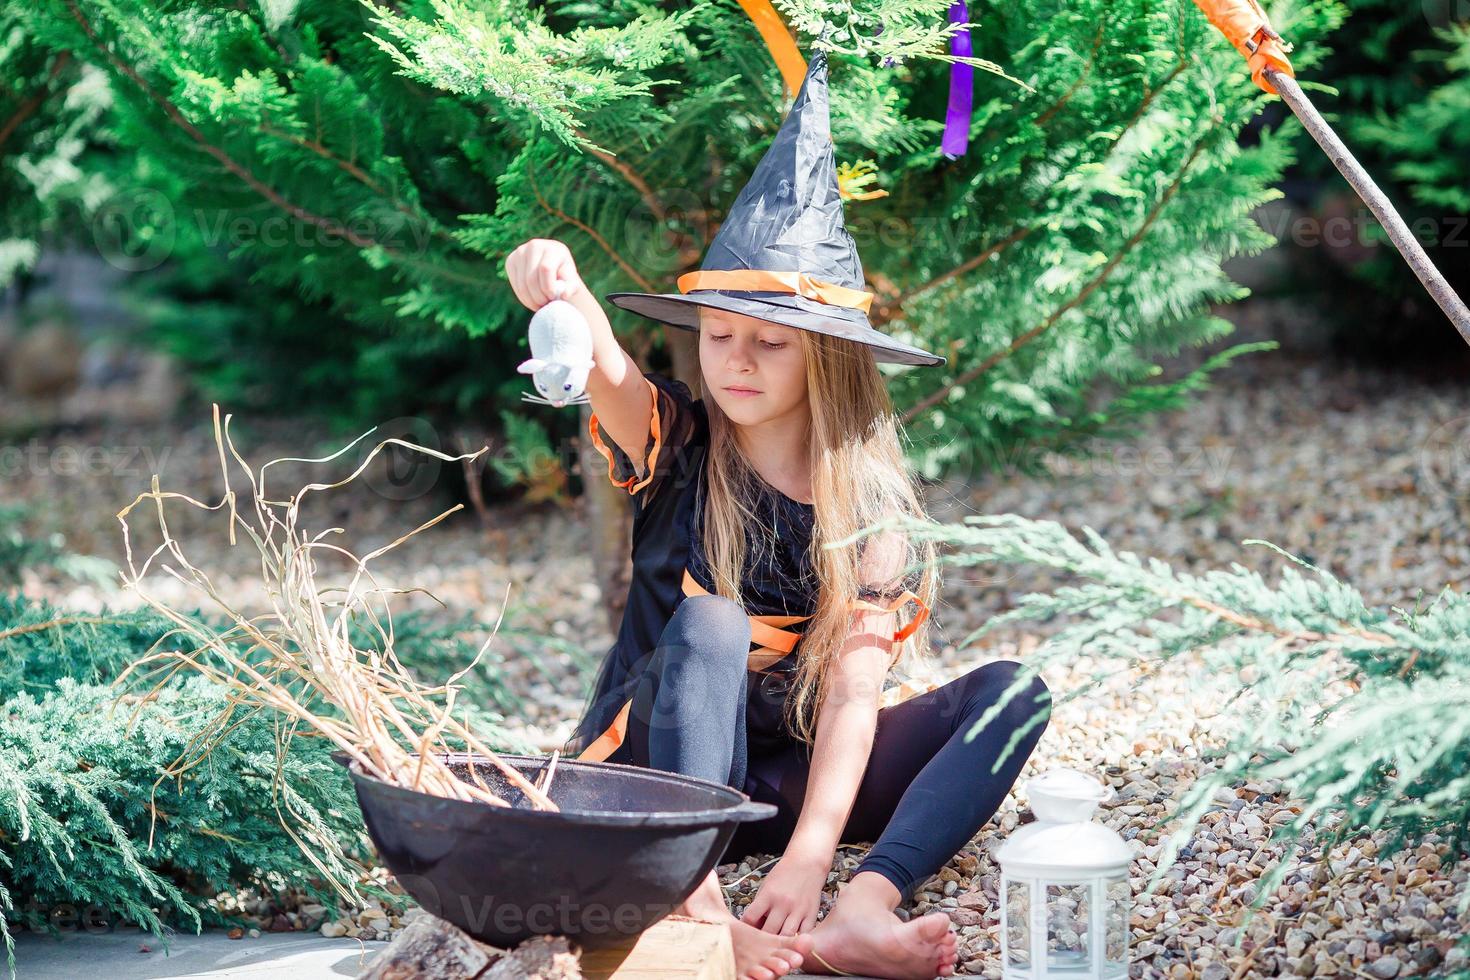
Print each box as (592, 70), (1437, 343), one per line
(585, 376), (664, 495)
(851, 589), (931, 644)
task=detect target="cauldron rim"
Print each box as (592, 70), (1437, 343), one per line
(333, 750), (775, 828)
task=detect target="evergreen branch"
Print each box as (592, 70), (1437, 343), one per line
(254, 121), (462, 248)
(525, 162), (656, 293)
(874, 226), (1032, 325)
(0, 51), (70, 153)
(1170, 591), (1397, 649)
(999, 341), (1277, 464)
(1111, 61), (1190, 158)
(227, 0), (291, 64)
(1035, 23), (1105, 128)
(873, 54), (1191, 330)
(61, 0), (492, 292)
(574, 128), (704, 270)
(62, 0), (380, 250)
(928, 512), (1470, 890)
(0, 615), (117, 644)
(901, 125), (1217, 425)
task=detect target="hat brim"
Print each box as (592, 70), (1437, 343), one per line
(605, 289), (946, 368)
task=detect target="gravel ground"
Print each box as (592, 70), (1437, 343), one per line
(7, 300), (1470, 976)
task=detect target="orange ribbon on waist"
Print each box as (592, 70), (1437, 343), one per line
(682, 568), (811, 673)
(574, 569), (930, 763)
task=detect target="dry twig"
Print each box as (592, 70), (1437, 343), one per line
(113, 405), (560, 822)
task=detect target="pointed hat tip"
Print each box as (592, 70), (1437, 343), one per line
(792, 44), (830, 108)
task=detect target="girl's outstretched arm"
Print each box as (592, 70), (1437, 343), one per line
(565, 286), (656, 480)
(743, 608), (897, 935)
(504, 238), (655, 479)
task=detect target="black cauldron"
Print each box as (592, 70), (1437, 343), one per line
(337, 752), (775, 949)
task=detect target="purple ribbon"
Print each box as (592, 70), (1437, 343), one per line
(941, 1), (973, 159)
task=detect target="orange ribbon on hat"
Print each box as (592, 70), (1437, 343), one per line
(1193, 0), (1295, 95)
(677, 268), (876, 314)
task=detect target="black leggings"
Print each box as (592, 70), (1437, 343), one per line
(595, 594), (1052, 904)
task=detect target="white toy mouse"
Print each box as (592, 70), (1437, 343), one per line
(518, 294), (595, 408)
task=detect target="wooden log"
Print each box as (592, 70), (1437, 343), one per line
(579, 915), (733, 980)
(483, 935), (582, 980)
(360, 913), (732, 980)
(357, 914), (505, 980)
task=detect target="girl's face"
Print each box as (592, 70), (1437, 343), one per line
(697, 307), (809, 426)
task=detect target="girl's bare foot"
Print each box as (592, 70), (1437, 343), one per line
(805, 908), (956, 979)
(803, 873), (959, 979)
(675, 870), (812, 980)
(729, 917), (814, 980)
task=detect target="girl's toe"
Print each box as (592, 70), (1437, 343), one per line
(771, 949), (803, 970)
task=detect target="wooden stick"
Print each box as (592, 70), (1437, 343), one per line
(1266, 68), (1470, 345)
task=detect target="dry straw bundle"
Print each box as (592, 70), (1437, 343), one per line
(115, 406), (559, 826)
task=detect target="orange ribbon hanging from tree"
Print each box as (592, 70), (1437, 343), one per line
(1192, 0), (1295, 94)
(733, 3), (889, 202)
(735, 0), (808, 99)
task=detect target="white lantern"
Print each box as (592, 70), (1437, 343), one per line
(994, 768), (1132, 979)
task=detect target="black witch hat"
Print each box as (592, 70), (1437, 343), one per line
(605, 48), (946, 368)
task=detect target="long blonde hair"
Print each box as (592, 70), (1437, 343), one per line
(700, 327), (940, 746)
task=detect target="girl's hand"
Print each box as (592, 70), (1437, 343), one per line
(505, 238), (585, 311)
(741, 853), (829, 935)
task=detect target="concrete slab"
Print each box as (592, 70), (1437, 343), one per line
(9, 927), (383, 979)
(8, 926), (894, 980)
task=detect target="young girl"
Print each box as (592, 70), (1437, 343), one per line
(508, 244), (1051, 980)
(504, 48), (1050, 980)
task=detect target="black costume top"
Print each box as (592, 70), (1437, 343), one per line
(570, 370), (821, 756)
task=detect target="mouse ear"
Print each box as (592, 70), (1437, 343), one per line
(517, 357), (546, 374)
(584, 358), (597, 370)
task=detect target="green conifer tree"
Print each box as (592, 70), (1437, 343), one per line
(5, 0), (1344, 464)
(4, 0), (1346, 623)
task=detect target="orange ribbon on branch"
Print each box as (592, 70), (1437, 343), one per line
(1193, 0), (1295, 94)
(1190, 2), (1470, 350)
(733, 2), (890, 202)
(736, 0), (807, 99)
